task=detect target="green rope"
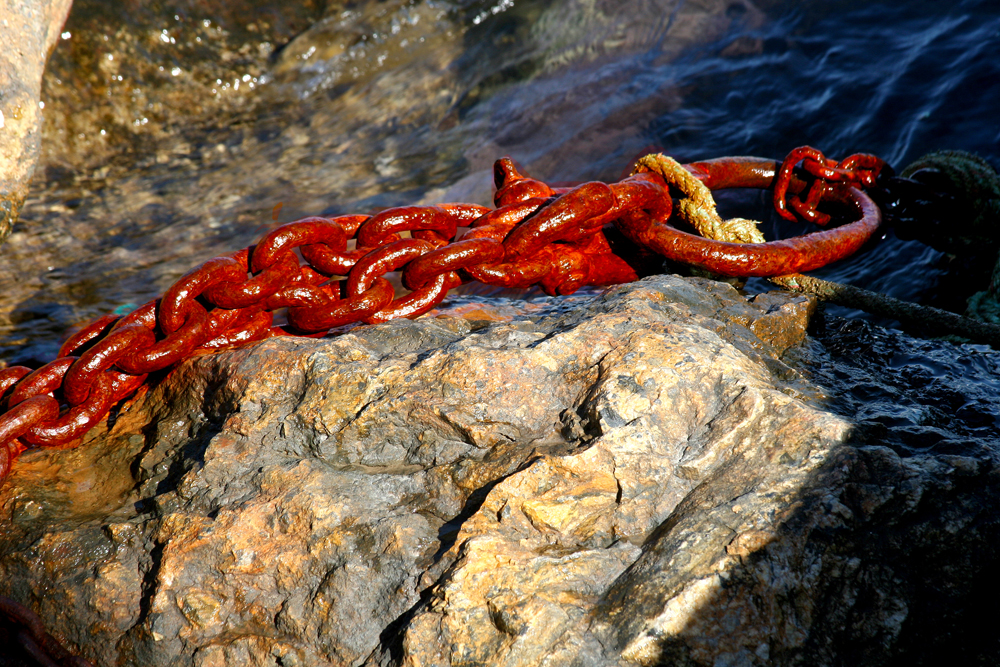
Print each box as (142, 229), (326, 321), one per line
(769, 273), (1000, 348)
(899, 149), (1000, 325)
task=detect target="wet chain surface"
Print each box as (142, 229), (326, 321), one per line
(0, 147), (883, 484)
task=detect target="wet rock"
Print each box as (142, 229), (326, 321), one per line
(1, 275), (998, 666)
(37, 0), (327, 174)
(0, 0), (73, 243)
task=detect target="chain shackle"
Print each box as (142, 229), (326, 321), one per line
(620, 155), (882, 277)
(773, 146), (886, 225)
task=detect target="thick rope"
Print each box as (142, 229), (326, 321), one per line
(965, 258), (1000, 325)
(769, 273), (1000, 347)
(899, 150), (1000, 325)
(632, 154), (766, 244)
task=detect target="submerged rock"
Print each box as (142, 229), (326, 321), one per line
(1, 275), (997, 666)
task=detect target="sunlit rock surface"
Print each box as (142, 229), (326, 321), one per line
(0, 0), (72, 242)
(2, 275), (998, 666)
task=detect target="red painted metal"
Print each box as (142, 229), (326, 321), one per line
(623, 156), (883, 276)
(0, 593), (94, 666)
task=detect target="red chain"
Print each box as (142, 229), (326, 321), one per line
(0, 148), (883, 485)
(773, 146), (885, 225)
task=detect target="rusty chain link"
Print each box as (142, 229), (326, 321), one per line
(773, 146), (886, 225)
(0, 147), (885, 665)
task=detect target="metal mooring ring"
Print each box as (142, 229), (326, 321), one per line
(637, 156), (882, 277)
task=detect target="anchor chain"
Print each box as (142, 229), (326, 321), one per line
(0, 147), (882, 490)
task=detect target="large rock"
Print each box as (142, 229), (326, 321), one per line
(1, 275), (998, 666)
(0, 0), (73, 243)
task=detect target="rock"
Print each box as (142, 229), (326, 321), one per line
(0, 0), (73, 243)
(37, 0), (327, 175)
(1, 275), (998, 666)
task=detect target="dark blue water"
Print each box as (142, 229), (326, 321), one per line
(648, 0), (1000, 308)
(656, 1), (999, 166)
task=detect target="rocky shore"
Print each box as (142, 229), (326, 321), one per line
(2, 275), (998, 666)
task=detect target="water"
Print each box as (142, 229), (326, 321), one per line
(649, 0), (1000, 311)
(1, 0), (999, 376)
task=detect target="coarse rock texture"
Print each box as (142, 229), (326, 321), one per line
(1, 274), (999, 666)
(0, 0), (73, 243)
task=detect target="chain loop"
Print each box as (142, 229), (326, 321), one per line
(63, 325), (153, 406)
(0, 594), (94, 667)
(297, 214), (370, 275)
(286, 279), (394, 332)
(0, 396), (59, 473)
(0, 147), (882, 484)
(117, 305), (202, 374)
(8, 358), (77, 406)
(0, 365), (33, 400)
(347, 238), (460, 322)
(201, 248), (299, 309)
(160, 257), (246, 334)
(493, 157), (559, 205)
(24, 373), (118, 448)
(252, 217), (352, 273)
(774, 146), (886, 224)
(58, 313), (121, 357)
(199, 307), (274, 350)
(357, 204), (489, 248)
(402, 238), (505, 290)
(501, 182), (616, 258)
(624, 156), (881, 276)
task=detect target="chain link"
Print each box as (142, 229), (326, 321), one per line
(773, 146), (886, 225)
(0, 148), (885, 483)
(0, 594), (94, 667)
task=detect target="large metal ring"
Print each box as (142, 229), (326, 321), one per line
(630, 156), (882, 277)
